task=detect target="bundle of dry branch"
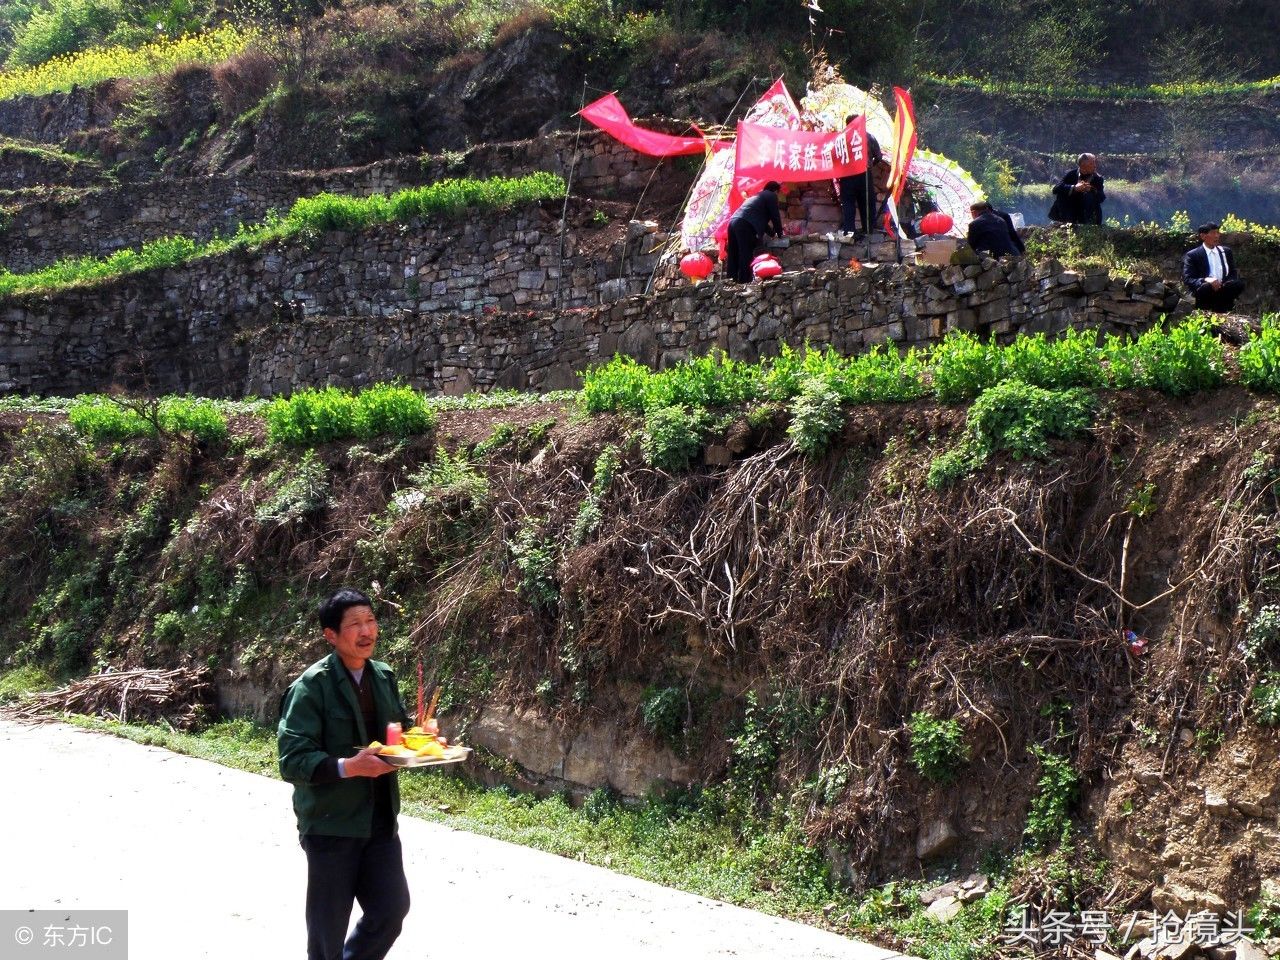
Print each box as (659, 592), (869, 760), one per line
(6, 667), (215, 729)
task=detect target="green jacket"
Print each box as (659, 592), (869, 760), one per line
(277, 651), (411, 838)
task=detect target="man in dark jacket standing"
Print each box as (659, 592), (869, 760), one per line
(279, 588), (412, 960)
(967, 201), (1025, 257)
(726, 181), (785, 282)
(838, 116), (883, 237)
(1183, 222), (1246, 312)
(1049, 153), (1105, 225)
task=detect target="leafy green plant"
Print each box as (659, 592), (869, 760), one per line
(929, 380), (1094, 488)
(1246, 892), (1280, 940)
(966, 380), (1094, 460)
(570, 444), (621, 545)
(1239, 315), (1280, 393)
(1102, 319), (1225, 396)
(510, 523), (558, 611)
(67, 395), (227, 442)
(641, 685), (685, 750)
(0, 664), (53, 702)
(255, 451), (329, 525)
(581, 354), (652, 414)
(1245, 605), (1280, 664)
(929, 332), (1004, 403)
(908, 711), (969, 783)
(641, 405), (709, 472)
(787, 376), (843, 456)
(1024, 745), (1079, 848)
(265, 384), (435, 445)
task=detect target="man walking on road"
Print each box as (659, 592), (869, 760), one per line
(278, 588), (412, 960)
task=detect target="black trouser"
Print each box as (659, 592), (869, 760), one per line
(1193, 278), (1246, 313)
(839, 173), (872, 233)
(301, 831), (411, 960)
(726, 217), (761, 282)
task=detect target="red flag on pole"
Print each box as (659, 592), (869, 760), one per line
(579, 92), (706, 157)
(887, 86), (918, 207)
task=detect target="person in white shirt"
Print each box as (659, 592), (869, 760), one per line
(1183, 221), (1246, 313)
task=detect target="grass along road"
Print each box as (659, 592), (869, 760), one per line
(0, 717), (922, 960)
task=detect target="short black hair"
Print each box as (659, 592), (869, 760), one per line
(1197, 222), (1220, 235)
(318, 588), (373, 631)
(970, 200), (992, 213)
(764, 181), (782, 192)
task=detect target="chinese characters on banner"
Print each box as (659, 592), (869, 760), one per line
(732, 116), (868, 189)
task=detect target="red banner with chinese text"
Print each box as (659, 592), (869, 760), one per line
(579, 92), (706, 157)
(732, 117), (868, 187)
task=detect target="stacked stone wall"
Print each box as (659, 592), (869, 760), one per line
(0, 205), (667, 395)
(1, 226), (1181, 397)
(0, 131), (677, 272)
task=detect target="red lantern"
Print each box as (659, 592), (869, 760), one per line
(753, 256), (782, 280)
(680, 252), (714, 283)
(751, 253), (774, 267)
(919, 212), (954, 236)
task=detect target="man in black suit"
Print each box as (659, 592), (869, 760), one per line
(966, 201), (1025, 257)
(726, 181), (785, 283)
(838, 116), (883, 237)
(1049, 153), (1105, 225)
(1183, 221), (1246, 313)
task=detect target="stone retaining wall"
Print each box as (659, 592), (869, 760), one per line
(0, 130), (679, 272)
(1, 234), (1183, 397)
(241, 259), (1181, 397)
(0, 204), (667, 395)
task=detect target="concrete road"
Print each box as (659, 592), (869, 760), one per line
(0, 719), (917, 960)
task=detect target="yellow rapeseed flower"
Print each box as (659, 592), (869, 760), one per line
(0, 24), (253, 102)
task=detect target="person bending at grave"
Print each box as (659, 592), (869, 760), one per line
(726, 181), (785, 283)
(967, 201), (1025, 258)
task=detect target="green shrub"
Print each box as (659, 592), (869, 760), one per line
(255, 452), (330, 525)
(7, 0), (122, 67)
(641, 351), (759, 411)
(158, 396), (228, 441)
(0, 664), (54, 701)
(641, 685), (686, 749)
(570, 444), (622, 545)
(1002, 328), (1107, 390)
(641, 405), (709, 471)
(926, 445), (981, 489)
(582, 785), (620, 822)
(1239, 315), (1280, 393)
(580, 355), (651, 414)
(929, 332), (1004, 403)
(843, 345), (929, 403)
(1024, 745), (1079, 848)
(1245, 605), (1280, 664)
(908, 711), (969, 783)
(1252, 676), (1280, 726)
(265, 385), (434, 445)
(787, 376), (844, 456)
(1102, 319), (1225, 395)
(510, 523), (558, 611)
(966, 380), (1095, 460)
(67, 395), (154, 439)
